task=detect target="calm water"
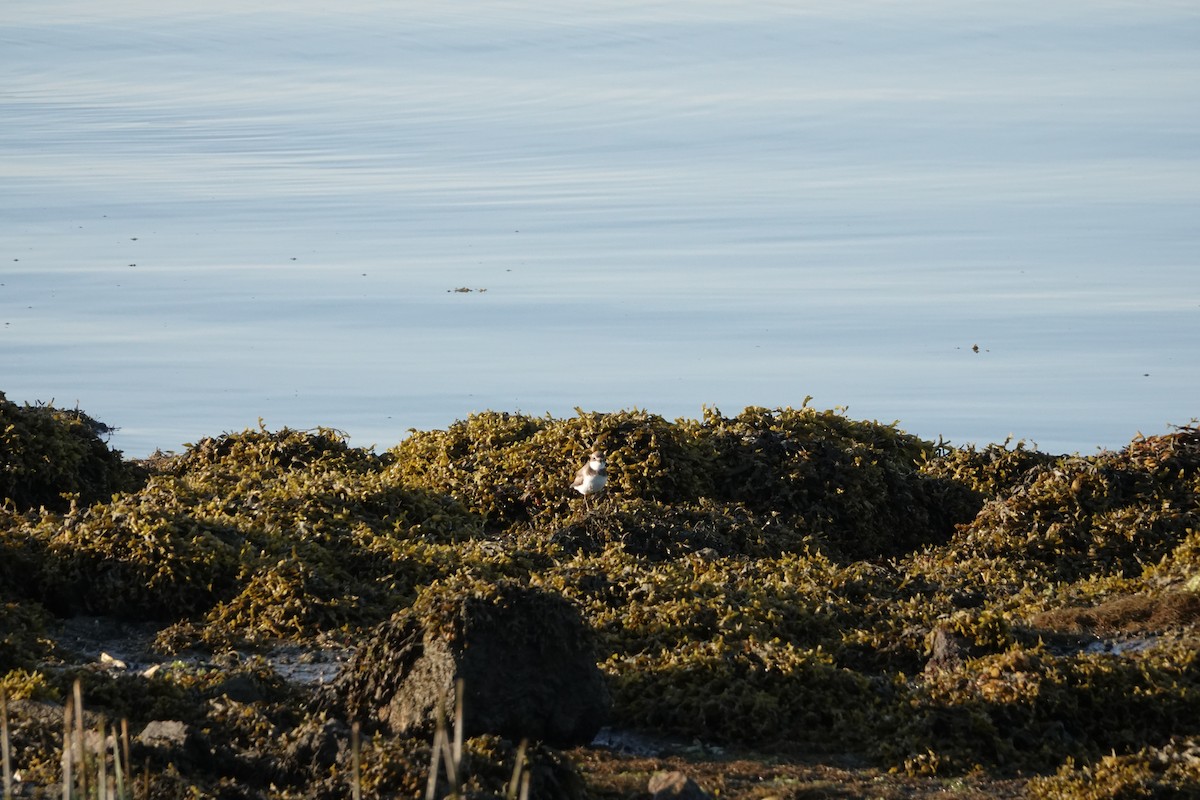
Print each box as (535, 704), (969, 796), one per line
(3, 1), (1198, 457)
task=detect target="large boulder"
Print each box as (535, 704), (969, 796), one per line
(649, 771), (713, 800)
(333, 578), (610, 746)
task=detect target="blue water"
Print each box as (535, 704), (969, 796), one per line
(3, 2), (1198, 457)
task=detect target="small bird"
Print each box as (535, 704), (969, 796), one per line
(572, 451), (607, 509)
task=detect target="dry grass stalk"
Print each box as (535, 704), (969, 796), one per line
(35, 681), (136, 800)
(2, 688), (12, 800)
(452, 679), (464, 772)
(423, 680), (531, 800)
(504, 739), (528, 800)
(425, 680), (467, 799)
(72, 680), (87, 800)
(438, 717), (458, 791)
(95, 717), (107, 800)
(423, 723), (443, 800)
(111, 725), (125, 800)
(121, 721), (132, 800)
(61, 697), (72, 800)
(350, 721), (362, 800)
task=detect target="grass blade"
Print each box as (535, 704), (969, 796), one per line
(111, 725), (124, 800)
(121, 720), (131, 800)
(424, 725), (443, 800)
(452, 679), (464, 771)
(350, 721), (362, 800)
(73, 680), (87, 800)
(61, 698), (72, 800)
(2, 688), (12, 800)
(439, 717), (458, 795)
(505, 738), (528, 800)
(96, 717), (107, 800)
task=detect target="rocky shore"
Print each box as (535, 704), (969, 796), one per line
(2, 392), (1198, 798)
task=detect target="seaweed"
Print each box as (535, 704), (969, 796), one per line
(3, 400), (1200, 795)
(0, 392), (138, 512)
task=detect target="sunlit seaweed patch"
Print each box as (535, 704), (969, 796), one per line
(888, 640), (1200, 774)
(1, 401), (1199, 796)
(6, 425), (499, 646)
(1027, 737), (1200, 799)
(389, 404), (978, 560)
(606, 639), (881, 750)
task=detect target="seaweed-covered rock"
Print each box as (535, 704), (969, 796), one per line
(695, 405), (980, 559)
(334, 578), (610, 745)
(548, 498), (812, 560)
(4, 425), (490, 640)
(0, 391), (135, 511)
(388, 409), (713, 527)
(278, 714), (351, 779)
(648, 771), (713, 800)
(32, 499), (245, 620)
(1027, 737), (1200, 799)
(0, 601), (55, 671)
(388, 405), (979, 559)
(887, 640), (1200, 775)
(7, 401), (1200, 790)
(609, 638), (879, 750)
(936, 425), (1200, 586)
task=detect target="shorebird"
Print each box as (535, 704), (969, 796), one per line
(572, 451), (607, 509)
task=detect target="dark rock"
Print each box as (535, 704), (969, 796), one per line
(137, 719), (192, 748)
(207, 673), (264, 704)
(280, 714), (350, 775)
(333, 579), (610, 746)
(4, 700), (85, 757)
(648, 770), (712, 800)
(924, 626), (965, 673)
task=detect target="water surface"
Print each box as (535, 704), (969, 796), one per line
(3, 1), (1198, 456)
